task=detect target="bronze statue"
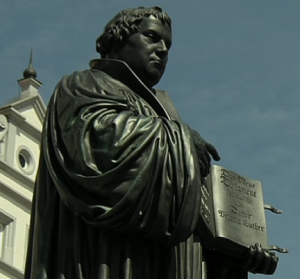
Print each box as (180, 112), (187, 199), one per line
(25, 6), (279, 279)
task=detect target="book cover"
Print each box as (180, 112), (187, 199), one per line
(199, 165), (269, 256)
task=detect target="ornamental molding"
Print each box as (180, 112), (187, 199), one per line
(9, 94), (46, 124)
(0, 159), (34, 193)
(0, 106), (42, 141)
(0, 180), (31, 210)
(0, 258), (23, 279)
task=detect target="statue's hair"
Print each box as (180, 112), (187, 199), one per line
(96, 6), (172, 57)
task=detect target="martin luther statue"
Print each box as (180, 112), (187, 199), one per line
(25, 6), (278, 279)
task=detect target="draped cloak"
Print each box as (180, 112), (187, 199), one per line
(24, 59), (248, 279)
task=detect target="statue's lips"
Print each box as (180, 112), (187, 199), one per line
(150, 58), (162, 64)
(149, 59), (163, 67)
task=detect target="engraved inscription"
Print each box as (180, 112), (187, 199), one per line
(220, 168), (257, 204)
(218, 210), (241, 225)
(217, 168), (265, 233)
(243, 220), (265, 231)
(218, 210), (265, 231)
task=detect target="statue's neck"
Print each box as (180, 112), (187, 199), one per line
(89, 58), (156, 95)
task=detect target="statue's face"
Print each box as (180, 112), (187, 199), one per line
(111, 15), (172, 88)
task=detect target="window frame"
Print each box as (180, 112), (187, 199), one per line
(0, 210), (15, 264)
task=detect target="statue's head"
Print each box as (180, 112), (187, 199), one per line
(96, 6), (172, 88)
(96, 6), (171, 57)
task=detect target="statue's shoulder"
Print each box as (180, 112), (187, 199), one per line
(59, 68), (110, 91)
(63, 68), (107, 82)
(55, 68), (127, 101)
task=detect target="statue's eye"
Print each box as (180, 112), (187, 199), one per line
(145, 32), (159, 42)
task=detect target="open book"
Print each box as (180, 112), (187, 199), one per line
(198, 165), (287, 257)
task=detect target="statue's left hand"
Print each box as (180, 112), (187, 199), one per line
(240, 243), (278, 275)
(190, 129), (220, 176)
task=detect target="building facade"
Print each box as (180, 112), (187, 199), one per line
(0, 56), (46, 279)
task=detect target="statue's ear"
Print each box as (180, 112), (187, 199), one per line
(105, 51), (114, 59)
(105, 46), (122, 60)
(96, 42), (101, 54)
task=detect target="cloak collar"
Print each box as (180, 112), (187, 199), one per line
(89, 58), (171, 119)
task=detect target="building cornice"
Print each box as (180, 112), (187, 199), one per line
(0, 106), (42, 141)
(18, 77), (42, 89)
(0, 159), (34, 193)
(32, 95), (46, 123)
(0, 259), (23, 279)
(0, 180), (31, 210)
(8, 94), (46, 122)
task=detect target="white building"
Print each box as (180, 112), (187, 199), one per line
(0, 53), (46, 279)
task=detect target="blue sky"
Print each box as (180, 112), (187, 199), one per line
(1, 0), (299, 278)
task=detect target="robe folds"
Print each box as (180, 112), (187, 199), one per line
(25, 59), (247, 279)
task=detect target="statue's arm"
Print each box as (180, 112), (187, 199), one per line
(44, 72), (202, 245)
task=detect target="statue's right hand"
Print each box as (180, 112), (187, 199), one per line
(240, 243), (278, 275)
